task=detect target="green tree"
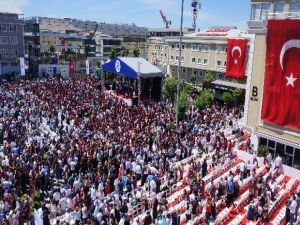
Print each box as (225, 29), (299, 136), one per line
(257, 145), (268, 157)
(121, 49), (129, 57)
(232, 88), (243, 105)
(133, 48), (140, 57)
(164, 77), (178, 100)
(49, 45), (55, 55)
(222, 91), (233, 104)
(174, 87), (189, 120)
(190, 74), (197, 85)
(195, 90), (214, 109)
(108, 48), (117, 60)
(204, 71), (216, 82)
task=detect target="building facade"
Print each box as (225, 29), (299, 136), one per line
(0, 12), (24, 78)
(165, 27), (254, 91)
(246, 0), (300, 168)
(147, 28), (194, 73)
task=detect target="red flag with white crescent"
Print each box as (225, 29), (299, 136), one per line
(261, 19), (300, 131)
(225, 38), (248, 79)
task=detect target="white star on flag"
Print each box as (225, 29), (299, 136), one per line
(234, 59), (238, 64)
(285, 73), (297, 87)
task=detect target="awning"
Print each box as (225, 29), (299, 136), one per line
(212, 79), (246, 89)
(102, 57), (163, 79)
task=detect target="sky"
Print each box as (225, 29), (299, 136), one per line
(0, 0), (250, 31)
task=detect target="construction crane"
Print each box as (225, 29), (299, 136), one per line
(191, 0), (201, 30)
(89, 23), (99, 40)
(159, 10), (171, 29)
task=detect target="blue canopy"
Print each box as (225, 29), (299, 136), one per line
(102, 57), (163, 79)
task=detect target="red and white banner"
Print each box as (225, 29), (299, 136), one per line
(261, 20), (300, 131)
(69, 59), (75, 75)
(225, 38), (248, 79)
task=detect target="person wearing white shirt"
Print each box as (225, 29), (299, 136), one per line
(53, 190), (61, 202)
(59, 196), (67, 212)
(274, 155), (282, 173)
(150, 179), (157, 193)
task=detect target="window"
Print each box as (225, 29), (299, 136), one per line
(274, 1), (285, 18)
(250, 3), (270, 20)
(182, 44), (185, 49)
(193, 70), (198, 76)
(192, 45), (197, 51)
(290, 0), (300, 12)
(217, 45), (223, 53)
(11, 62), (18, 66)
(11, 49), (18, 57)
(171, 44), (175, 49)
(286, 146), (294, 155)
(176, 56), (179, 61)
(176, 44), (180, 49)
(9, 25), (17, 32)
(192, 57), (196, 63)
(199, 45), (204, 52)
(197, 58), (202, 64)
(199, 70), (203, 76)
(203, 58), (208, 65)
(217, 60), (222, 67)
(204, 45), (209, 52)
(181, 56), (184, 63)
(0, 36), (8, 44)
(170, 55), (174, 61)
(3, 49), (9, 57)
(10, 36), (18, 45)
(0, 25), (7, 32)
(182, 68), (186, 74)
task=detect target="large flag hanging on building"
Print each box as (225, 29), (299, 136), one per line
(69, 59), (75, 75)
(225, 38), (248, 79)
(261, 19), (300, 131)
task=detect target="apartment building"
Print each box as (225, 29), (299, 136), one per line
(147, 28), (194, 73)
(0, 12), (24, 78)
(246, 0), (300, 168)
(165, 27), (254, 91)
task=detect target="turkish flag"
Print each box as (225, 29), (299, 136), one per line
(261, 19), (300, 131)
(70, 59), (75, 75)
(225, 38), (248, 79)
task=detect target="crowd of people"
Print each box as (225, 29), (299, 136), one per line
(0, 77), (298, 225)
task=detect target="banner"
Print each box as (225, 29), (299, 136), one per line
(225, 38), (248, 79)
(86, 59), (89, 75)
(69, 59), (75, 75)
(20, 57), (25, 76)
(261, 19), (300, 131)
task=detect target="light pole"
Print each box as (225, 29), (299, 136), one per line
(176, 0), (185, 129)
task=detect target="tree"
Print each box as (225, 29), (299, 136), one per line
(190, 74), (197, 88)
(49, 45), (55, 55)
(257, 145), (268, 157)
(232, 88), (243, 105)
(121, 49), (129, 57)
(174, 87), (189, 120)
(222, 91), (233, 104)
(204, 71), (216, 82)
(133, 48), (140, 57)
(164, 77), (177, 100)
(195, 90), (214, 110)
(108, 48), (117, 60)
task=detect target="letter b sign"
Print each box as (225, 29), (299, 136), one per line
(252, 86), (258, 97)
